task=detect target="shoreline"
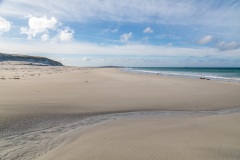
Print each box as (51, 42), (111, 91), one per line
(121, 67), (240, 82)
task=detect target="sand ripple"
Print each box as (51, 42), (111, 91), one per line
(1, 108), (240, 160)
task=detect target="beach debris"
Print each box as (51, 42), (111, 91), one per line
(9, 77), (20, 80)
(200, 77), (210, 80)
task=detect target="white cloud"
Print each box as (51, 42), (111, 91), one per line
(101, 26), (119, 34)
(83, 56), (90, 61)
(120, 32), (132, 42)
(141, 37), (149, 42)
(198, 35), (213, 44)
(57, 27), (74, 42)
(20, 16), (74, 42)
(166, 43), (173, 47)
(20, 16), (58, 39)
(0, 17), (11, 34)
(143, 27), (153, 33)
(111, 28), (118, 33)
(41, 34), (49, 41)
(217, 41), (240, 51)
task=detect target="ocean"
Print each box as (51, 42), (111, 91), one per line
(123, 67), (240, 82)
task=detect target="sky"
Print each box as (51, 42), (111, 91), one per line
(0, 0), (240, 67)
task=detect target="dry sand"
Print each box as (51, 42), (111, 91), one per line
(38, 113), (240, 160)
(0, 63), (240, 159)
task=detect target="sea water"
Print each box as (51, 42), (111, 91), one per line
(123, 67), (240, 82)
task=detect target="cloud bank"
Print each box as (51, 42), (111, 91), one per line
(217, 41), (240, 51)
(1, 0), (239, 28)
(1, 39), (239, 57)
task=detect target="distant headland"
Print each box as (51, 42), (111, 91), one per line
(0, 53), (63, 66)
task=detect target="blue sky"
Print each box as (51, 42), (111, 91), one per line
(0, 0), (240, 67)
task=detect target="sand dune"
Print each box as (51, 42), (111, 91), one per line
(0, 53), (63, 66)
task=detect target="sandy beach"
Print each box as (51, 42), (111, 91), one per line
(38, 112), (240, 160)
(1, 1), (240, 159)
(1, 63), (240, 160)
